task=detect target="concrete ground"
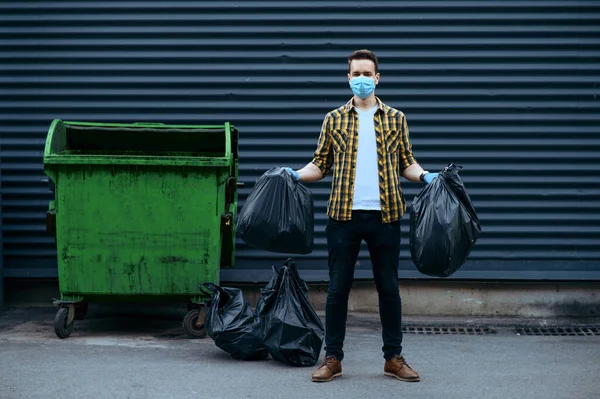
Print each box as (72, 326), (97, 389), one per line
(0, 305), (599, 399)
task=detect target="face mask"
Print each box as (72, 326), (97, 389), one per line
(349, 76), (376, 99)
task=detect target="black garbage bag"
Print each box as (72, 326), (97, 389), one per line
(237, 166), (314, 254)
(202, 283), (269, 361)
(256, 258), (324, 367)
(409, 163), (482, 277)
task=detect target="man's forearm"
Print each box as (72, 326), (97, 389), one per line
(297, 162), (325, 182)
(402, 163), (426, 183)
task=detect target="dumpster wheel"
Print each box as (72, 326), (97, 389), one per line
(54, 308), (75, 339)
(183, 308), (207, 339)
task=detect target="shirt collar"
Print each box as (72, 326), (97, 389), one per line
(344, 96), (386, 114)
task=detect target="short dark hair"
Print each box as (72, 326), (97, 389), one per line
(348, 49), (379, 74)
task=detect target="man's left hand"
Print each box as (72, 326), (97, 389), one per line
(424, 172), (439, 184)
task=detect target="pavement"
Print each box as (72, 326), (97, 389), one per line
(0, 305), (599, 399)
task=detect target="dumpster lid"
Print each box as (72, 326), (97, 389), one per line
(44, 120), (236, 167)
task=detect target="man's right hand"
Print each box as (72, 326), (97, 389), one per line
(282, 167), (300, 181)
(285, 162), (325, 183)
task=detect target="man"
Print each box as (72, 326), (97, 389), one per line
(283, 49), (438, 383)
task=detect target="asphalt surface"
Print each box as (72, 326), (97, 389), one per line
(0, 306), (599, 399)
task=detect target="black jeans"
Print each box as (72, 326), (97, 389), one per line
(324, 210), (403, 362)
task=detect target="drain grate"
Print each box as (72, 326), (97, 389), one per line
(402, 326), (495, 335)
(514, 327), (599, 336)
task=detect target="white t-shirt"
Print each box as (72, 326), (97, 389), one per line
(352, 105), (381, 210)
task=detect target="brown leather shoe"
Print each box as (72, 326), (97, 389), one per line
(311, 356), (342, 382)
(384, 355), (420, 382)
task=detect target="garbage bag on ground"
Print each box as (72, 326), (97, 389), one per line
(237, 166), (314, 254)
(202, 282), (269, 361)
(409, 162), (482, 278)
(256, 258), (324, 367)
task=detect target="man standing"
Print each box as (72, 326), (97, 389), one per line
(283, 49), (438, 383)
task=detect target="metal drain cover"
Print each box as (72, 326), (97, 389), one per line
(402, 326), (496, 335)
(514, 327), (599, 336)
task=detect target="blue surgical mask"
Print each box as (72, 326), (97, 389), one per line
(349, 76), (376, 99)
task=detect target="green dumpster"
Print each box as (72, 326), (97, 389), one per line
(43, 120), (240, 339)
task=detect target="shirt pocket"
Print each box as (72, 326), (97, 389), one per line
(384, 130), (400, 153)
(331, 129), (348, 153)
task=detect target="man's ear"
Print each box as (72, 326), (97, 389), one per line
(375, 73), (381, 85)
(347, 73), (351, 83)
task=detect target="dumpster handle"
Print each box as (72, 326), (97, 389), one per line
(199, 282), (219, 296)
(132, 122), (166, 126)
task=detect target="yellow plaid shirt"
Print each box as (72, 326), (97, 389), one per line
(311, 97), (417, 223)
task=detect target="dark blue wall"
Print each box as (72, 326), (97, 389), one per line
(1, 1), (599, 281)
(0, 138), (3, 306)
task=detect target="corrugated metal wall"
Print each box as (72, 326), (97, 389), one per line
(0, 139), (3, 308)
(1, 1), (599, 281)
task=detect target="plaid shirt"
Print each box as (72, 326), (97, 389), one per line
(311, 97), (417, 223)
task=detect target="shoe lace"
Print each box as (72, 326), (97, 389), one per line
(393, 355), (413, 370)
(319, 356), (337, 370)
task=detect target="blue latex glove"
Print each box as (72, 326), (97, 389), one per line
(282, 167), (299, 181)
(424, 172), (439, 184)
